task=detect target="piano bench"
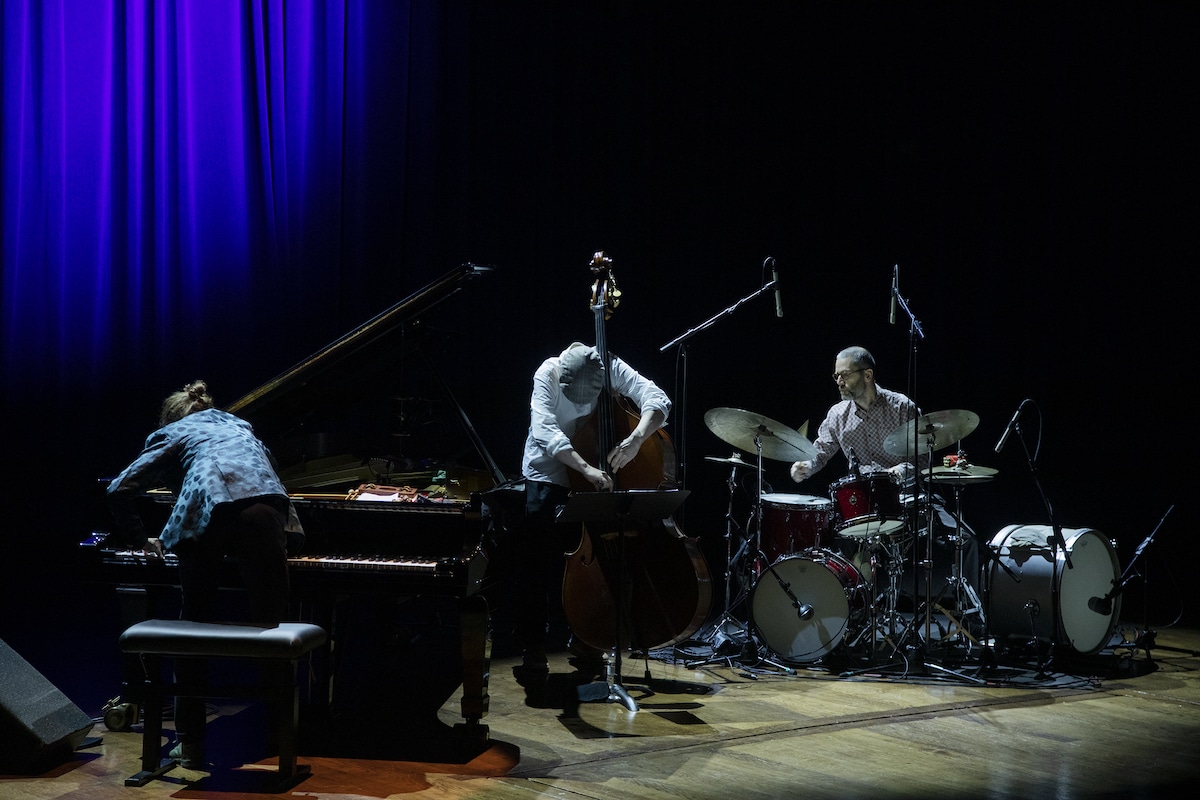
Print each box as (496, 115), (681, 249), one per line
(118, 619), (327, 789)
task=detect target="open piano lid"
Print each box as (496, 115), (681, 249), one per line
(224, 262), (505, 494)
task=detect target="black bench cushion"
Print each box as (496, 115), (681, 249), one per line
(119, 620), (326, 659)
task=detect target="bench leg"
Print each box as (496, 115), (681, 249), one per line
(125, 654), (176, 786)
(274, 660), (298, 777)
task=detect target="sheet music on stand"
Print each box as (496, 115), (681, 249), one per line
(558, 489), (689, 525)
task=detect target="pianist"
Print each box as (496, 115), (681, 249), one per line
(106, 380), (304, 768)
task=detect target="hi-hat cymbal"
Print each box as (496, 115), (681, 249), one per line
(704, 453), (754, 469)
(929, 464), (998, 485)
(883, 409), (980, 458)
(703, 407), (816, 462)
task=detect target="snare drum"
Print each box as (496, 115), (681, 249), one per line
(759, 493), (833, 561)
(830, 473), (905, 539)
(750, 550), (869, 662)
(986, 525), (1121, 655)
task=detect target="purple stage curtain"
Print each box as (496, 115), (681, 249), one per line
(2, 0), (447, 400)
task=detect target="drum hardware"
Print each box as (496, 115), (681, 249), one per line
(924, 453), (995, 648)
(880, 414), (989, 684)
(688, 452), (756, 666)
(844, 535), (910, 659)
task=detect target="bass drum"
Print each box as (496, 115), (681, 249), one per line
(987, 525), (1121, 655)
(750, 551), (869, 662)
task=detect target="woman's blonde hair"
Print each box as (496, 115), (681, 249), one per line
(159, 380), (214, 426)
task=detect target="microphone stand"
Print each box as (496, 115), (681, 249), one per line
(1120, 506), (1195, 662)
(659, 269), (780, 491)
(886, 272), (984, 685)
(1012, 401), (1073, 571)
(659, 270), (780, 667)
(1005, 402), (1082, 674)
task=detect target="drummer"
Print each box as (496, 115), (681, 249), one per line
(789, 346), (919, 486)
(789, 346), (980, 601)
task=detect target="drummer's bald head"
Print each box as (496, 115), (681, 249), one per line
(837, 346), (875, 371)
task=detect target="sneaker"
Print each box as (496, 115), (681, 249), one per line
(168, 740), (206, 769)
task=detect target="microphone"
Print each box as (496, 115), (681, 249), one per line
(1087, 596), (1113, 615)
(1088, 580), (1124, 615)
(889, 264), (898, 325)
(767, 257), (782, 318)
(796, 602), (814, 621)
(994, 399), (1028, 454)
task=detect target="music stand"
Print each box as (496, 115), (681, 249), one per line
(559, 489), (690, 712)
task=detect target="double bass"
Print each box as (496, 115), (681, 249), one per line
(561, 252), (712, 653)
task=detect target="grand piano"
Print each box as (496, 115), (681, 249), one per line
(81, 263), (506, 741)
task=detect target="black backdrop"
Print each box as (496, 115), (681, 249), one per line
(5, 4), (1197, 716)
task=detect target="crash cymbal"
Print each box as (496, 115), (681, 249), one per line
(929, 464), (998, 485)
(883, 409), (980, 458)
(703, 407), (816, 462)
(704, 453), (755, 468)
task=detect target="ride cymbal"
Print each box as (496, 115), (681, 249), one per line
(703, 407), (816, 462)
(883, 409), (980, 458)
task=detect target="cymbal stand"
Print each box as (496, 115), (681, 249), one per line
(740, 434), (793, 673)
(931, 474), (984, 649)
(884, 435), (985, 684)
(752, 432), (766, 576)
(688, 455), (752, 665)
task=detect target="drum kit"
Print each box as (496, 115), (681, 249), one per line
(697, 406), (1125, 672)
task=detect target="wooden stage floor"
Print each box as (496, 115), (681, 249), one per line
(3, 619), (1199, 800)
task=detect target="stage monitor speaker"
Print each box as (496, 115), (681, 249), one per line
(0, 638), (94, 773)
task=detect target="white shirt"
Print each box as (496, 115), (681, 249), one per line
(521, 350), (671, 487)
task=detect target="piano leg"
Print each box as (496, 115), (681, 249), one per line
(456, 594), (491, 744)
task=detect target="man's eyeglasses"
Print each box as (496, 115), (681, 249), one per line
(832, 368), (867, 382)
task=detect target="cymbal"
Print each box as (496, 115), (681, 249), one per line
(929, 464), (998, 485)
(703, 407), (816, 462)
(883, 409), (980, 458)
(704, 453), (755, 469)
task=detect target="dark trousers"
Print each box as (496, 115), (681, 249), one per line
(173, 499), (290, 743)
(517, 480), (574, 655)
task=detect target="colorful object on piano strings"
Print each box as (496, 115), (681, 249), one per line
(347, 483), (459, 503)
